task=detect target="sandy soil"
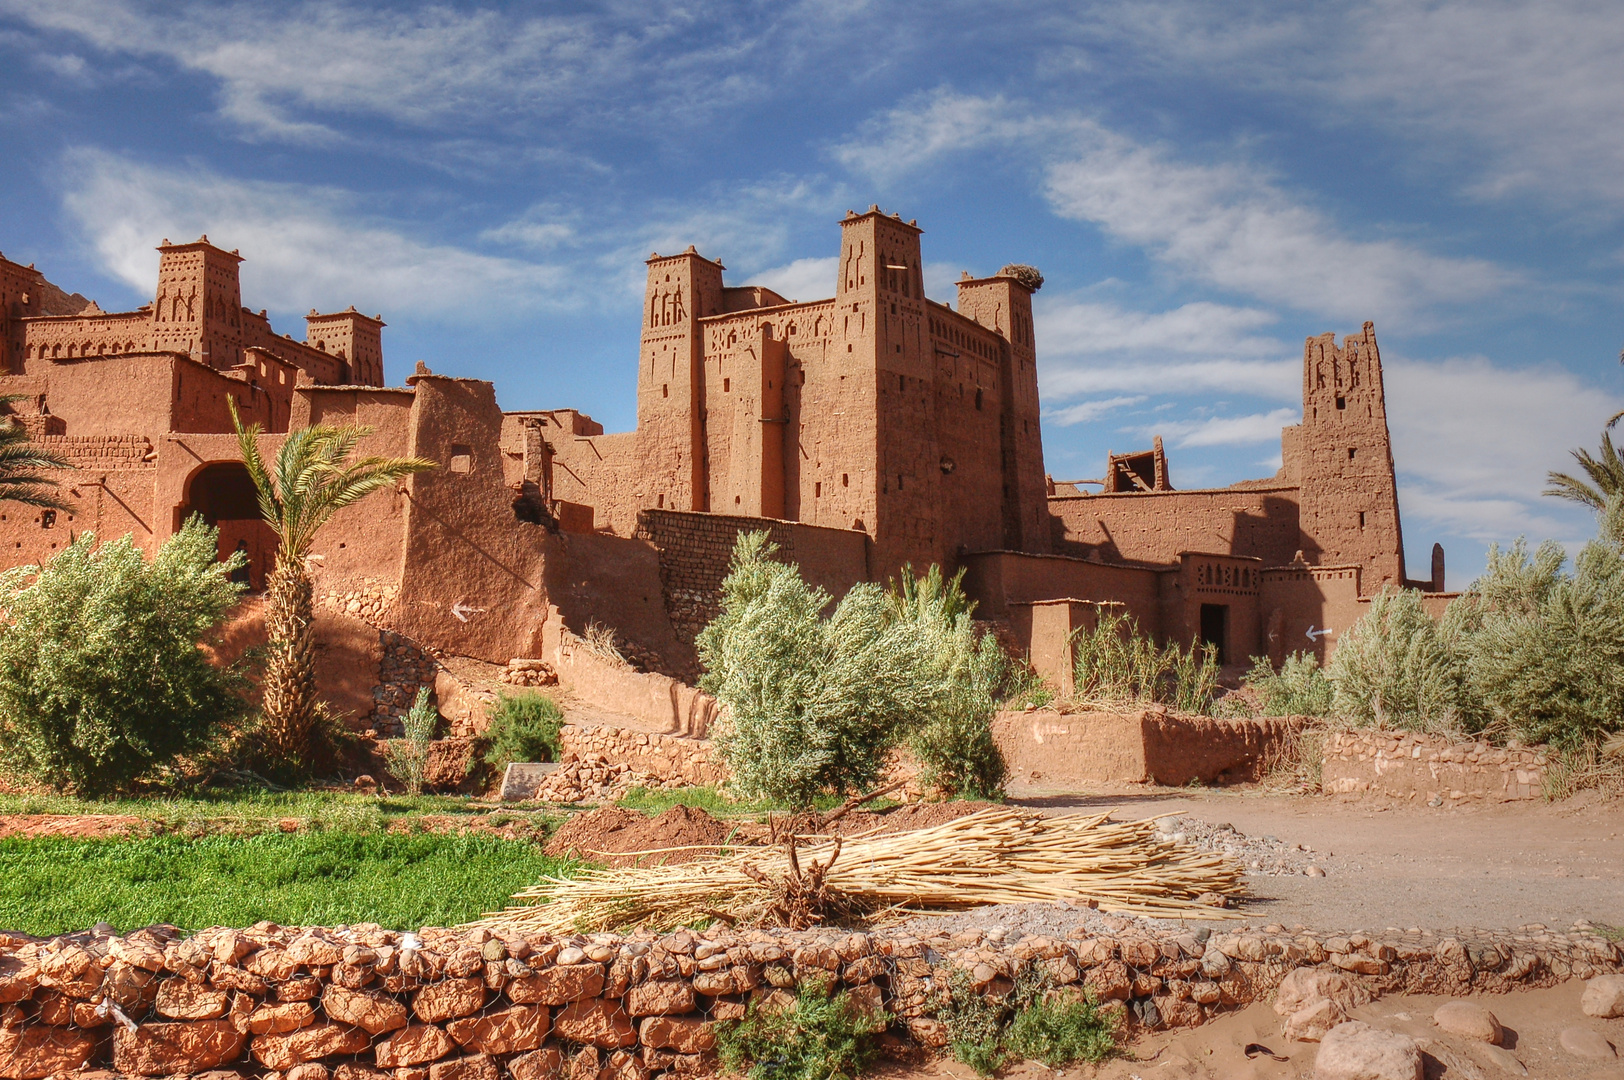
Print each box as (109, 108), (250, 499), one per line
(1011, 786), (1624, 932)
(0, 814), (149, 839)
(878, 981), (1624, 1079)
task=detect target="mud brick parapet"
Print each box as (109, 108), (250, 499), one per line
(1321, 730), (1551, 802)
(559, 724), (726, 787)
(1, 918), (1618, 1079)
(633, 510), (868, 645)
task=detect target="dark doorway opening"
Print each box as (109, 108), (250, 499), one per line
(1199, 603), (1229, 666)
(179, 462), (276, 592)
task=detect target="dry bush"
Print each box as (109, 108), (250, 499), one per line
(1070, 610), (1218, 714)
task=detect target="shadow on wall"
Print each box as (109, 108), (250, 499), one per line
(206, 597), (384, 729)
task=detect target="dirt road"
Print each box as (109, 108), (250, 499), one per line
(1013, 786), (1624, 932)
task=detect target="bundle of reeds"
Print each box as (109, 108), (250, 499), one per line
(473, 807), (1243, 934)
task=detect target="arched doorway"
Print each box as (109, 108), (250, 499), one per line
(178, 462), (277, 592)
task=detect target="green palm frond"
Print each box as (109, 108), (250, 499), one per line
(0, 396), (73, 511)
(1545, 428), (1624, 510)
(228, 398), (435, 560)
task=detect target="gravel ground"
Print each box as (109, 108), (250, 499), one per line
(1155, 814), (1338, 877)
(892, 900), (1187, 940)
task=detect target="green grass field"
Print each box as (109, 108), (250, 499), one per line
(0, 789), (519, 833)
(0, 831), (576, 936)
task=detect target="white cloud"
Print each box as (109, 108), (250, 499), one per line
(1035, 298), (1299, 402)
(1043, 129), (1515, 320)
(743, 257), (836, 303)
(835, 89), (1514, 320)
(1045, 395), (1147, 426)
(1385, 354), (1624, 544)
(1144, 408), (1300, 448)
(0, 0), (781, 143)
(60, 148), (569, 319)
(831, 89), (1069, 184)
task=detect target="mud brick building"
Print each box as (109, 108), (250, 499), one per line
(0, 210), (1449, 704)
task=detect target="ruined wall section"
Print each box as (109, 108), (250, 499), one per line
(634, 508), (870, 644)
(1292, 322), (1406, 591)
(1049, 487), (1302, 568)
(395, 376), (554, 663)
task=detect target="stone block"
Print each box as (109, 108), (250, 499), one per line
(413, 977), (486, 1022)
(553, 1000), (636, 1049)
(113, 1019), (247, 1076)
(446, 1004), (549, 1055)
(375, 1024), (457, 1068)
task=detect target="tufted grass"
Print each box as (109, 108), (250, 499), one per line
(0, 831), (581, 936)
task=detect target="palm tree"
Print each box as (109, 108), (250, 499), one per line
(1545, 411), (1624, 510)
(230, 400), (434, 767)
(0, 397), (72, 509)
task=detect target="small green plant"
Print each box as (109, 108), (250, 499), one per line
(714, 976), (887, 1080)
(483, 690), (565, 772)
(383, 688), (438, 797)
(1005, 993), (1119, 1067)
(1245, 651), (1335, 717)
(938, 966), (1119, 1075)
(0, 518), (247, 795)
(939, 969), (1010, 1075)
(1071, 610), (1218, 714)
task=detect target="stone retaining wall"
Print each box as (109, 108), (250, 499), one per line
(1320, 730), (1551, 802)
(559, 725), (726, 787)
(1, 918), (1618, 1079)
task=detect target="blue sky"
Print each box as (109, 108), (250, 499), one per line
(2, 0), (1622, 586)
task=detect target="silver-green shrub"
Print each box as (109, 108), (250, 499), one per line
(1326, 587), (1478, 733)
(384, 686), (439, 796)
(0, 517), (246, 794)
(891, 565), (1008, 799)
(698, 533), (1011, 805)
(1450, 509), (1624, 748)
(1243, 651), (1334, 717)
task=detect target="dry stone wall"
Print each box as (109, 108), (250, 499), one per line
(1321, 731), (1550, 803)
(1, 918), (1618, 1080)
(558, 725), (726, 788)
(633, 511), (808, 644)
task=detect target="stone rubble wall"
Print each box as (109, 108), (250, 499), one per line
(558, 724), (726, 788)
(1320, 730), (1551, 802)
(372, 632), (440, 739)
(1, 919), (1618, 1080)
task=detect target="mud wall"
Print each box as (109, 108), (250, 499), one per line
(992, 709), (1305, 787)
(3, 918), (1618, 1079)
(1321, 730), (1550, 803)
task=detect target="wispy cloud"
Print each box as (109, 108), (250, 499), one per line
(1141, 408), (1300, 449)
(1043, 129), (1515, 320)
(834, 88), (1516, 321)
(0, 0), (795, 144)
(1045, 395), (1147, 427)
(1078, 0), (1624, 211)
(1385, 354), (1624, 544)
(744, 257), (837, 303)
(60, 148), (569, 319)
(1035, 297), (1298, 403)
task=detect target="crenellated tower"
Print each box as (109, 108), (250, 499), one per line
(637, 246), (725, 512)
(305, 307), (385, 386)
(956, 267), (1049, 553)
(150, 237), (245, 370)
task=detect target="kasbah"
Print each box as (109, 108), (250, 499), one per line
(0, 205), (1444, 735)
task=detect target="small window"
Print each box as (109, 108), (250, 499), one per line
(657, 494), (664, 508)
(449, 445), (473, 474)
(1335, 395), (1346, 410)
(841, 473), (848, 487)
(662, 384), (669, 398)
(975, 388), (983, 411)
(897, 474), (904, 491)
(1348, 447), (1357, 460)
(723, 378), (730, 392)
(734, 495), (741, 505)
(895, 344), (902, 353)
(1359, 511), (1367, 529)
(815, 482), (822, 498)
(40, 511), (55, 529)
(899, 374), (905, 391)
